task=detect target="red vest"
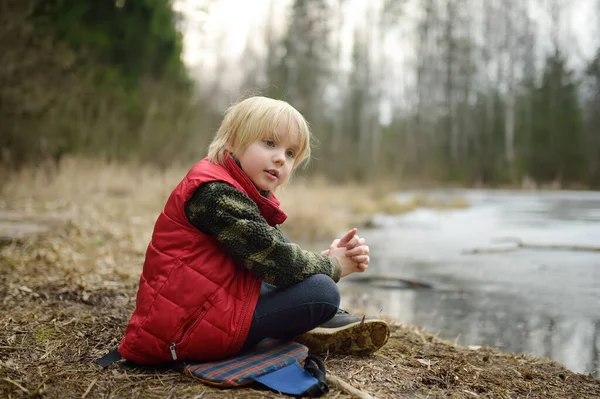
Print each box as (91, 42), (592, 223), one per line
(119, 155), (287, 364)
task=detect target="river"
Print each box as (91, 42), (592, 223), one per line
(339, 189), (600, 378)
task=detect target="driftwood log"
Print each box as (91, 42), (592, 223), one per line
(346, 275), (433, 289)
(463, 237), (600, 255)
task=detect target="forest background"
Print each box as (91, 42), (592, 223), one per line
(2, 0), (600, 187)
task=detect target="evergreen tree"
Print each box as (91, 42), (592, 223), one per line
(584, 47), (600, 186)
(0, 0), (191, 167)
(521, 49), (583, 183)
(35, 0), (187, 86)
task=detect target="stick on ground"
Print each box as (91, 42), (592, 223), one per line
(327, 374), (374, 399)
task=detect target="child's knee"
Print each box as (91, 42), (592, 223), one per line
(306, 274), (340, 308)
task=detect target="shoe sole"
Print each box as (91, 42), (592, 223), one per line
(294, 319), (390, 356)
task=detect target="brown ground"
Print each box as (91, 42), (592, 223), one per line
(1, 159), (599, 398)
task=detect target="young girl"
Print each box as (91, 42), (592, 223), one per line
(118, 96), (389, 365)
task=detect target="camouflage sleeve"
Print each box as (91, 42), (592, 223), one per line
(184, 181), (341, 287)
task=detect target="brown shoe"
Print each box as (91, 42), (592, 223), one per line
(295, 309), (390, 356)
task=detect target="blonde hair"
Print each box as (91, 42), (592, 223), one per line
(207, 96), (312, 169)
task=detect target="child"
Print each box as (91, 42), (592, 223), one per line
(118, 96), (389, 365)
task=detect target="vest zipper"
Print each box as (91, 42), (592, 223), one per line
(169, 343), (178, 360)
(170, 304), (209, 361)
(233, 278), (260, 349)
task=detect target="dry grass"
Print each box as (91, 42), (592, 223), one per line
(0, 157), (467, 243)
(1, 157), (599, 398)
(277, 176), (469, 241)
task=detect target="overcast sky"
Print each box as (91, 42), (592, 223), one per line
(174, 0), (599, 82)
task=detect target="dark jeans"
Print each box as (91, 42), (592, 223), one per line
(242, 274), (340, 350)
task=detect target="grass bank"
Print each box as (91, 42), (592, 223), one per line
(1, 158), (598, 398)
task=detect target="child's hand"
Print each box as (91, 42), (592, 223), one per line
(325, 244), (364, 278)
(321, 228), (370, 271)
(322, 228), (357, 255)
(340, 228), (369, 271)
(345, 238), (369, 271)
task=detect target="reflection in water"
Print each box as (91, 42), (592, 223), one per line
(340, 284), (600, 377)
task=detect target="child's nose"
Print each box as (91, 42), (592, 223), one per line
(273, 150), (285, 164)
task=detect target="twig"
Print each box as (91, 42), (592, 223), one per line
(327, 374), (373, 399)
(3, 377), (29, 394)
(81, 378), (97, 399)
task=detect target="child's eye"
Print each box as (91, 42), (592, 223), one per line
(286, 150), (295, 158)
(264, 140), (274, 147)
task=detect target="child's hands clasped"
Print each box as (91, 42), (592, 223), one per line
(321, 228), (370, 278)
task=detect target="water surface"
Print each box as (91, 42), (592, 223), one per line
(339, 189), (600, 377)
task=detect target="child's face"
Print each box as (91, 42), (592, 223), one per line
(236, 121), (299, 192)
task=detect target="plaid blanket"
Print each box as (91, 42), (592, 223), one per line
(183, 338), (308, 387)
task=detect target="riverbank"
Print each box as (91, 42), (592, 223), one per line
(1, 158), (599, 398)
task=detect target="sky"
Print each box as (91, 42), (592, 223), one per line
(173, 0), (282, 67)
(173, 0), (599, 85)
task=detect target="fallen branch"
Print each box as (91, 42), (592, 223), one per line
(463, 247), (519, 255)
(327, 374), (374, 399)
(346, 274), (433, 289)
(463, 237), (600, 255)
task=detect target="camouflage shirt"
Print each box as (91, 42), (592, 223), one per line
(184, 181), (341, 288)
